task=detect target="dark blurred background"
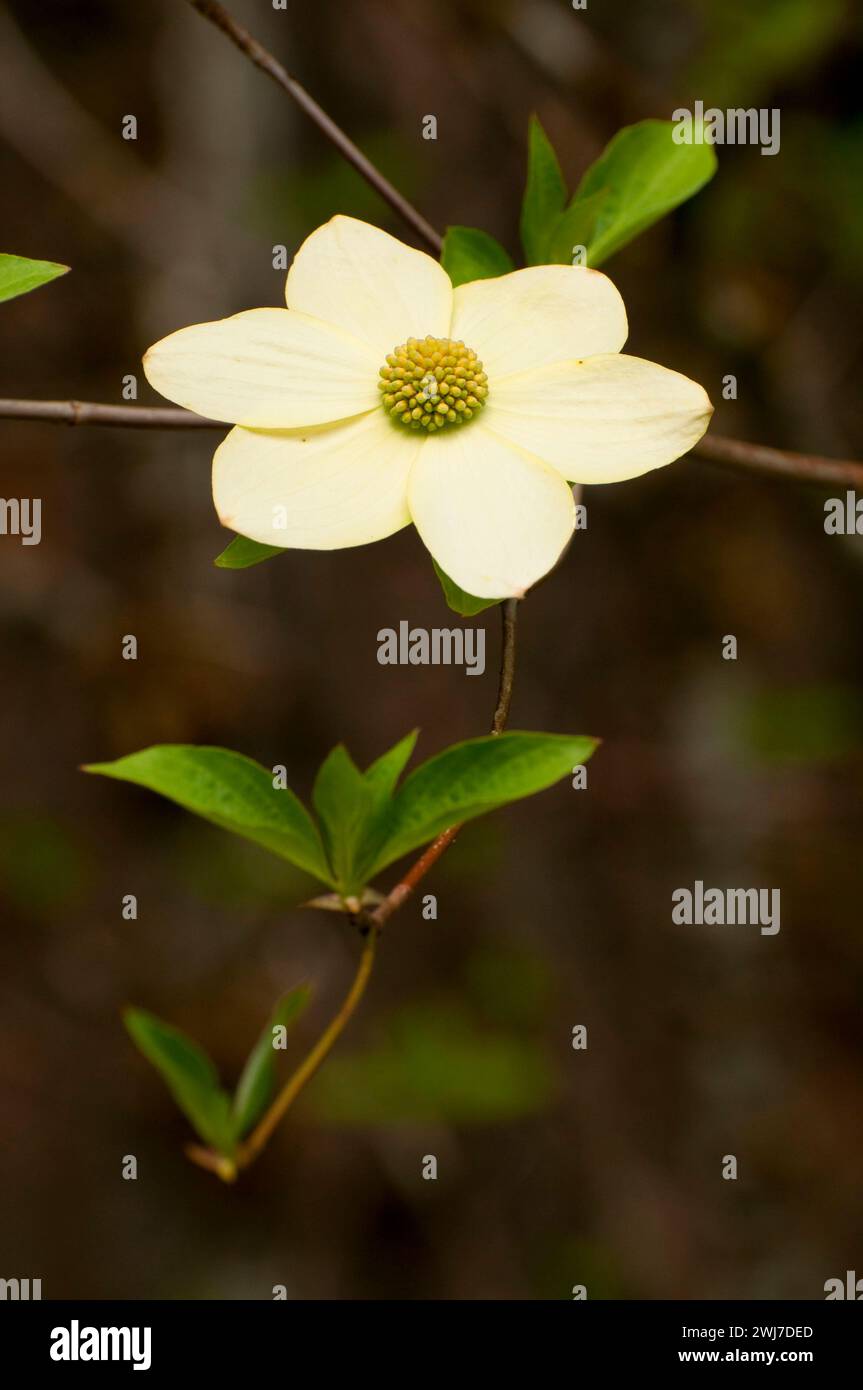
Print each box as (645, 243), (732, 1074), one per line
(1, 0), (862, 1300)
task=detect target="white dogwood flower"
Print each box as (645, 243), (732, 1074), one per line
(143, 216), (712, 598)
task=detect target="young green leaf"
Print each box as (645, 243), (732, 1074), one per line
(433, 560), (502, 617)
(0, 253), (69, 304)
(312, 745), (374, 893)
(214, 535), (285, 569)
(570, 119), (717, 266)
(368, 731), (598, 876)
(231, 985), (311, 1139)
(520, 116), (568, 265)
(85, 745), (332, 884)
(543, 187), (610, 267)
(124, 1007), (235, 1154)
(363, 730), (419, 803)
(441, 226), (515, 288)
(354, 731), (420, 880)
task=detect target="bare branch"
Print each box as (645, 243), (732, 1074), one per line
(492, 598), (519, 733)
(0, 399), (215, 428)
(184, 0), (442, 255)
(692, 432), (863, 491)
(2, 396), (861, 490)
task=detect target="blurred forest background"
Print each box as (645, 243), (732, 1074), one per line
(1, 0), (862, 1300)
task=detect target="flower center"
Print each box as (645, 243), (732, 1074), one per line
(378, 336), (488, 432)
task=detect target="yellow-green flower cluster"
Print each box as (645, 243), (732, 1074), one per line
(379, 336), (488, 431)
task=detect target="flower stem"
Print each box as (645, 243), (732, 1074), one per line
(492, 597), (519, 733)
(234, 927), (379, 1172)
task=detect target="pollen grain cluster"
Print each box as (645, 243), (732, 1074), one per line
(378, 336), (488, 432)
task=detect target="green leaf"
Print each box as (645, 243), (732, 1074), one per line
(312, 745), (374, 893)
(0, 253), (69, 304)
(570, 119), (716, 267)
(441, 226), (515, 288)
(520, 115), (568, 265)
(368, 731), (599, 876)
(124, 1007), (235, 1153)
(543, 187), (610, 266)
(354, 731), (420, 880)
(214, 535), (285, 569)
(433, 560), (502, 617)
(231, 985), (311, 1139)
(85, 745), (332, 885)
(363, 730), (419, 804)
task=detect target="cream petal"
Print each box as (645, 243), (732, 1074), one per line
(450, 265), (627, 381)
(286, 215), (453, 359)
(406, 425), (575, 599)
(213, 410), (420, 549)
(143, 307), (379, 427)
(487, 354), (713, 483)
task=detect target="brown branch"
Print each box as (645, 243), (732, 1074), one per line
(691, 433), (863, 491)
(368, 827), (459, 929)
(4, 393), (861, 493)
(2, 396), (860, 489)
(184, 0), (442, 255)
(0, 399), (216, 428)
(492, 597), (519, 732)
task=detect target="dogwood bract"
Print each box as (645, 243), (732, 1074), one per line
(143, 216), (712, 598)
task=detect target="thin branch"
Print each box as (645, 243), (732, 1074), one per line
(368, 828), (459, 929)
(2, 396), (861, 489)
(692, 432), (863, 490)
(184, 0), (442, 255)
(492, 597), (519, 732)
(233, 927), (379, 1175)
(0, 399), (215, 428)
